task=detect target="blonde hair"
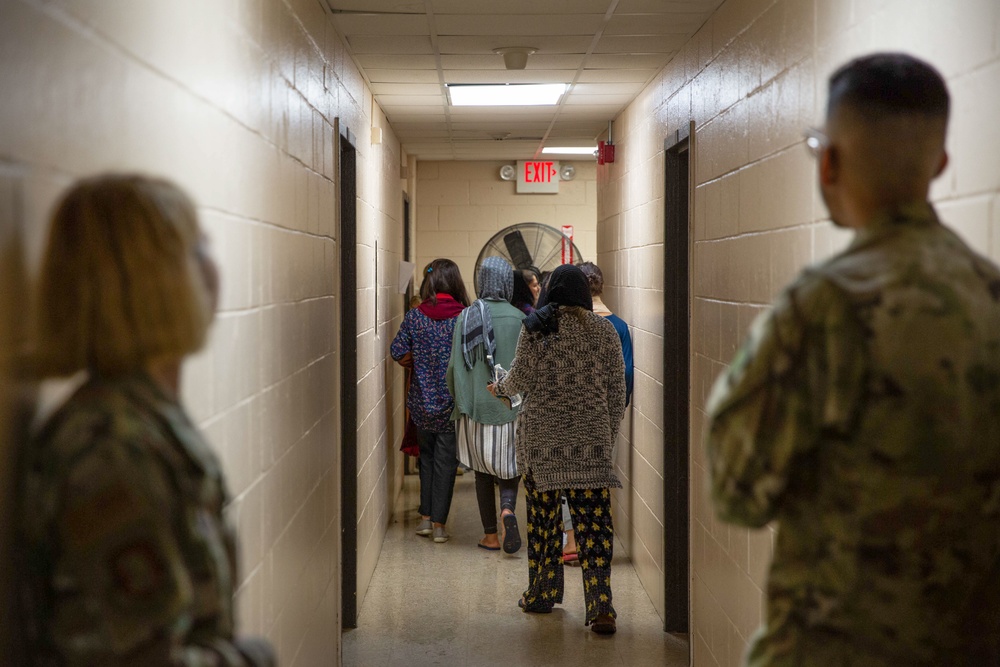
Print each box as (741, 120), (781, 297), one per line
(34, 174), (213, 377)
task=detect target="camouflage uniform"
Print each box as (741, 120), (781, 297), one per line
(707, 204), (1000, 666)
(17, 374), (274, 666)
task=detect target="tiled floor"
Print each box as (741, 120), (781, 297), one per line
(343, 472), (690, 666)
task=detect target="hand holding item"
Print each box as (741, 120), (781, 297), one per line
(487, 382), (512, 409)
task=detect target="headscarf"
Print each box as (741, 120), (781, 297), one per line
(461, 256), (513, 369)
(524, 264), (592, 335)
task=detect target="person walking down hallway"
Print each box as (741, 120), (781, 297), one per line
(511, 269), (536, 315)
(707, 53), (1000, 666)
(447, 256), (525, 553)
(17, 175), (275, 666)
(492, 264), (626, 635)
(392, 259), (471, 543)
(560, 261), (634, 565)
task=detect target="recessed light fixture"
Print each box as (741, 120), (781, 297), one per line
(447, 83), (567, 107)
(542, 146), (598, 155)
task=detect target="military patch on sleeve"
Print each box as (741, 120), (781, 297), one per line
(110, 542), (167, 598)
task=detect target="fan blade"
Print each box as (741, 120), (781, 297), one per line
(503, 231), (535, 271)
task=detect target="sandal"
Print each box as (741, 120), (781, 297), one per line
(518, 596), (553, 614)
(502, 513), (521, 554)
(562, 551), (579, 566)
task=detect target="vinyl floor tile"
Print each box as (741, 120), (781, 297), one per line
(342, 474), (690, 666)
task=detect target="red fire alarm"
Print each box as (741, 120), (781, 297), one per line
(597, 140), (616, 165)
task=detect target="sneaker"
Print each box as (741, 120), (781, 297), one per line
(432, 525), (450, 543)
(416, 518), (433, 537)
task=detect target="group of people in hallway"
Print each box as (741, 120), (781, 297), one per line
(390, 256), (634, 634)
(11, 49), (1000, 666)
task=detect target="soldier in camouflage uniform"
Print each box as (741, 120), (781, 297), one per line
(706, 54), (1000, 665)
(17, 175), (275, 666)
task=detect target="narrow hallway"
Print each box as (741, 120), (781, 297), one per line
(343, 473), (689, 666)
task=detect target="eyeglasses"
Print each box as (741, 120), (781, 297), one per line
(803, 127), (829, 158)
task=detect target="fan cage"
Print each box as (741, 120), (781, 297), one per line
(473, 222), (585, 297)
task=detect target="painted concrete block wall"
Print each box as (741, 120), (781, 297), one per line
(598, 0), (1000, 665)
(0, 0), (406, 664)
(415, 160), (597, 291)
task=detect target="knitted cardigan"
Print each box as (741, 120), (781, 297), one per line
(495, 307), (626, 492)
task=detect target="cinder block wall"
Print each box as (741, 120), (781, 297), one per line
(598, 0), (1000, 665)
(0, 1), (407, 664)
(415, 160), (597, 290)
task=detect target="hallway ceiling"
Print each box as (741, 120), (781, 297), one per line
(323, 0), (723, 161)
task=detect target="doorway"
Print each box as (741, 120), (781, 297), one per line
(663, 122), (693, 634)
(339, 127), (359, 629)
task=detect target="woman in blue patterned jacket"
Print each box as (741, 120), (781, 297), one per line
(391, 259), (470, 543)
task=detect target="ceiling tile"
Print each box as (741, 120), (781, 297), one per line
(605, 12), (708, 35)
(328, 0), (724, 159)
(577, 69), (659, 83)
(584, 53), (671, 69)
(563, 93), (637, 106)
(448, 122), (550, 132)
(615, 0), (723, 11)
(572, 82), (646, 95)
(325, 0), (424, 11)
(557, 105), (623, 118)
(376, 94), (445, 106)
(433, 14), (605, 36)
(437, 35), (593, 54)
(383, 106), (447, 120)
(439, 54), (586, 70)
(594, 35), (688, 53)
(355, 55), (438, 69)
(447, 110), (558, 122)
(430, 0), (612, 14)
(346, 34), (434, 54)
(370, 82), (443, 95)
(366, 69), (441, 83)
(332, 14), (429, 35)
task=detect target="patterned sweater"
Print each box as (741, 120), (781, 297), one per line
(390, 306), (458, 433)
(495, 307), (626, 491)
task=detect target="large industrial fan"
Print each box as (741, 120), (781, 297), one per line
(474, 222), (584, 295)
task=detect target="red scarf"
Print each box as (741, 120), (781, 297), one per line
(418, 293), (464, 320)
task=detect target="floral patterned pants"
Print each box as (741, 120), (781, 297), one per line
(522, 474), (616, 624)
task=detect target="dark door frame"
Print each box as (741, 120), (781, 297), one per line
(663, 121), (693, 634)
(339, 126), (359, 629)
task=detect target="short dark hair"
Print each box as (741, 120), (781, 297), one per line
(420, 258), (471, 307)
(578, 261), (604, 297)
(827, 53), (949, 120)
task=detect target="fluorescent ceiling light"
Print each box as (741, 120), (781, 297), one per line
(447, 83), (567, 106)
(542, 146), (598, 155)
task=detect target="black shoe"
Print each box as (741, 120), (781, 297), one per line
(591, 613), (616, 635)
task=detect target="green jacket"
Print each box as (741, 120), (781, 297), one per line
(446, 299), (524, 425)
(706, 204), (1000, 666)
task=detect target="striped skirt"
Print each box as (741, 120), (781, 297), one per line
(455, 414), (519, 480)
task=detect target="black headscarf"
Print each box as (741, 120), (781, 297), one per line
(524, 264), (592, 335)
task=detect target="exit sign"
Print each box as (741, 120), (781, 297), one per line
(516, 160), (560, 194)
